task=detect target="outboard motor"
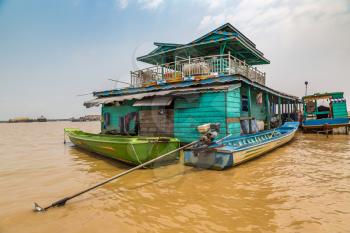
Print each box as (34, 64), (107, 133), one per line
(198, 123), (220, 145)
(192, 123), (220, 153)
(189, 123), (220, 163)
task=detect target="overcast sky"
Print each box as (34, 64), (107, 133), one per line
(0, 0), (349, 120)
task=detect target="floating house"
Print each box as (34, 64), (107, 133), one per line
(302, 92), (349, 133)
(85, 23), (300, 143)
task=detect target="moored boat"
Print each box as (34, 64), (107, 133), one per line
(64, 128), (180, 165)
(302, 92), (349, 134)
(184, 122), (299, 170)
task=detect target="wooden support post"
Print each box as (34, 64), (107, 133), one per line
(228, 51), (231, 75)
(247, 85), (252, 133)
(265, 92), (270, 130)
(288, 100), (291, 120)
(225, 91), (228, 136)
(314, 100), (317, 118)
(161, 56), (166, 81)
(284, 101), (287, 114)
(285, 101), (287, 114)
(174, 56), (177, 79)
(278, 97), (282, 125)
(220, 42), (227, 55)
(293, 101), (296, 121)
(281, 100), (284, 115)
(303, 99), (307, 121)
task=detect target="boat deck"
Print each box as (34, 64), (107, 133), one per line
(65, 128), (178, 144)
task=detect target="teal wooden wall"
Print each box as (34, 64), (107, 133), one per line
(101, 88), (245, 142)
(332, 102), (348, 118)
(331, 93), (348, 118)
(226, 88), (241, 136)
(174, 90), (242, 143)
(101, 100), (139, 134)
(174, 92), (226, 142)
(240, 85), (267, 121)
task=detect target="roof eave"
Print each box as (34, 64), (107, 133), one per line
(137, 36), (269, 65)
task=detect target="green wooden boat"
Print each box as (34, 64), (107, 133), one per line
(64, 128), (180, 165)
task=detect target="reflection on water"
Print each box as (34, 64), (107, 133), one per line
(0, 122), (349, 233)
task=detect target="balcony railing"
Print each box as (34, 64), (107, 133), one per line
(130, 53), (266, 87)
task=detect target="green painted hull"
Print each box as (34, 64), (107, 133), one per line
(64, 128), (180, 165)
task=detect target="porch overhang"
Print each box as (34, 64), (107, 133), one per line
(133, 96), (173, 107)
(84, 84), (240, 108)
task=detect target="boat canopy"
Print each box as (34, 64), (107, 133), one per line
(137, 23), (270, 66)
(303, 92), (344, 101)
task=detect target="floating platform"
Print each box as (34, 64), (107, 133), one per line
(302, 118), (349, 130)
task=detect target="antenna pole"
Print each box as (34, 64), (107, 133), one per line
(304, 81), (308, 96)
(108, 78), (133, 87)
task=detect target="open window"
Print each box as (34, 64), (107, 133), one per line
(316, 98), (331, 119)
(241, 95), (248, 112)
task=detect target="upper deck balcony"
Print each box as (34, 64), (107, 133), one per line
(130, 53), (266, 87)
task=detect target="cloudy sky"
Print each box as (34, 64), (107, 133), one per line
(0, 0), (349, 120)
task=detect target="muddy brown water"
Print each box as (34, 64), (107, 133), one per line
(0, 122), (349, 233)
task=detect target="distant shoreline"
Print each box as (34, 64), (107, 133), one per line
(2, 115), (101, 123)
(0, 119), (99, 124)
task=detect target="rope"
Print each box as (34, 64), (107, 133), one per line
(33, 140), (198, 212)
(131, 138), (165, 168)
(130, 143), (143, 166)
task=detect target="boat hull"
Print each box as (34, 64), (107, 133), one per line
(184, 122), (299, 170)
(65, 128), (180, 166)
(302, 118), (349, 130)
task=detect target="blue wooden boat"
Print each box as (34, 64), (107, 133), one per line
(302, 92), (349, 133)
(184, 122), (299, 170)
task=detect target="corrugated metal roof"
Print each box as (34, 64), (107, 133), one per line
(85, 84), (238, 108)
(133, 96), (173, 106)
(137, 23), (269, 66)
(93, 75), (299, 101)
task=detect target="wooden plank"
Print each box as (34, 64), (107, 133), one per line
(247, 85), (252, 133)
(265, 92), (270, 129)
(278, 96), (282, 125)
(226, 117), (240, 123)
(175, 101), (226, 109)
(226, 102), (241, 108)
(174, 111), (226, 117)
(175, 107), (226, 114)
(174, 116), (225, 122)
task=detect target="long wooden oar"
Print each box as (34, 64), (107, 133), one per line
(33, 141), (198, 212)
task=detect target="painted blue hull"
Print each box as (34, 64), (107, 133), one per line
(184, 122), (299, 170)
(302, 118), (349, 129)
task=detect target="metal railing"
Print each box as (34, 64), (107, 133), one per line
(130, 53), (266, 87)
